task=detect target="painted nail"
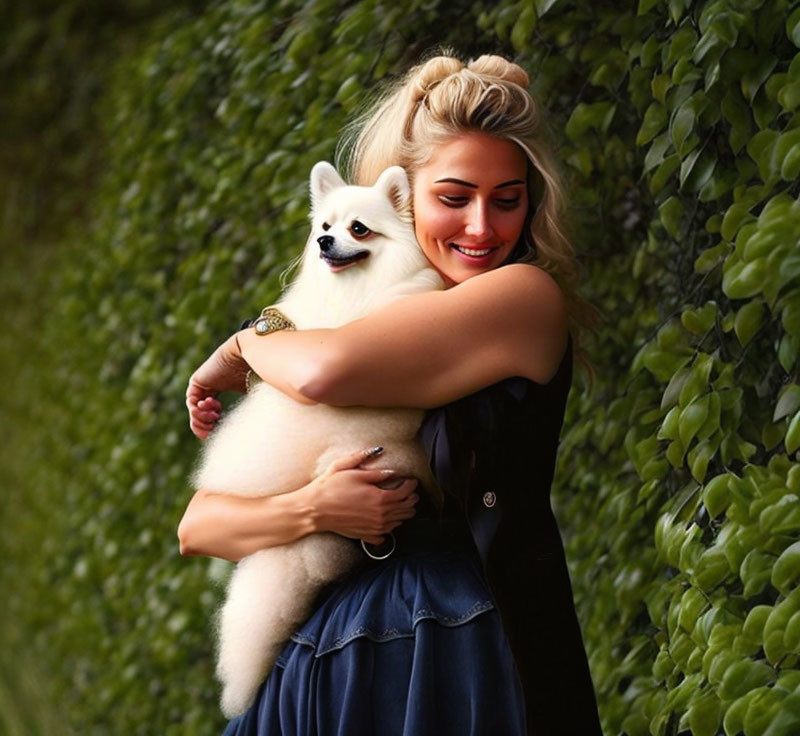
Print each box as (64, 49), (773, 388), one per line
(366, 446), (384, 456)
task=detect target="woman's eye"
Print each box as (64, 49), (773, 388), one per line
(438, 195), (468, 207)
(350, 220), (371, 238)
(495, 197), (521, 209)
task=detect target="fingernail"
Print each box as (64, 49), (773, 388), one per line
(366, 446), (384, 456)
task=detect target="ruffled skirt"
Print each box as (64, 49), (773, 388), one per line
(222, 548), (526, 736)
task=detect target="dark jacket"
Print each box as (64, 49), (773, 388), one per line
(421, 341), (603, 735)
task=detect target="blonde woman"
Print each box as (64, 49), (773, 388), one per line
(182, 52), (603, 735)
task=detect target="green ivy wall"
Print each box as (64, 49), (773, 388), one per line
(2, 1), (799, 734)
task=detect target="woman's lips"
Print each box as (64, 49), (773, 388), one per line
(449, 243), (499, 263)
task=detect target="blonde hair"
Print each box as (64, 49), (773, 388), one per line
(338, 51), (596, 376)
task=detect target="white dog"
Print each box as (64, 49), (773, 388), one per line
(192, 162), (444, 717)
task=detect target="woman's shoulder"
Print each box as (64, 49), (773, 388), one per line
(449, 263), (568, 384)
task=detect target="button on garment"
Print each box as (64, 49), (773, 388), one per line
(482, 491), (497, 508)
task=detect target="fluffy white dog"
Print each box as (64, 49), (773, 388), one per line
(192, 162), (444, 717)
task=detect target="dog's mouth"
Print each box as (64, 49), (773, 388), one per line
(320, 250), (370, 271)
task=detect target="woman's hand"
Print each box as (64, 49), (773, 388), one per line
(305, 448), (420, 546)
(186, 333), (251, 439)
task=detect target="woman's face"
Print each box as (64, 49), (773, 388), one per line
(412, 132), (529, 287)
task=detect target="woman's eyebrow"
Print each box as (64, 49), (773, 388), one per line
(434, 177), (477, 188)
(433, 177), (525, 189)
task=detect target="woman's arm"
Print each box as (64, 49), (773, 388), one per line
(178, 449), (419, 561)
(238, 263), (568, 409)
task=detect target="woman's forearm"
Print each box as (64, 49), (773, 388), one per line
(177, 486), (318, 562)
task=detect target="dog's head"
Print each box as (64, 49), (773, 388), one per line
(307, 162), (417, 274)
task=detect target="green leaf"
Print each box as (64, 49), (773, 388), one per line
(693, 544), (730, 590)
(651, 73), (672, 103)
(688, 691), (722, 736)
(734, 300), (764, 345)
(788, 7), (800, 48)
(742, 54), (777, 102)
(703, 474), (731, 517)
(659, 196), (684, 239)
(694, 242), (728, 273)
(658, 405), (681, 440)
(719, 659), (775, 700)
(638, 0), (660, 14)
(778, 81), (800, 113)
(644, 133), (672, 173)
(668, 25), (699, 67)
(682, 301), (717, 335)
(679, 354), (713, 406)
(774, 128), (800, 182)
(784, 610), (800, 652)
(565, 102), (617, 141)
(743, 605), (772, 644)
(680, 395), (710, 447)
(740, 548), (774, 598)
(781, 130), (800, 179)
(722, 89), (753, 154)
(782, 291), (800, 339)
(723, 257), (768, 299)
(683, 151), (716, 193)
(534, 0), (561, 17)
(723, 690), (760, 736)
(787, 410), (800, 453)
(763, 691), (800, 736)
(772, 541), (800, 594)
(775, 384), (800, 421)
(760, 494), (800, 535)
(650, 154), (681, 195)
(780, 334), (799, 372)
(662, 368), (691, 411)
(510, 7), (537, 52)
(637, 102), (667, 145)
(671, 105), (696, 152)
(746, 128), (780, 182)
(721, 203), (755, 241)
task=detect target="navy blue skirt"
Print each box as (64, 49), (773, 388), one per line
(222, 547), (527, 735)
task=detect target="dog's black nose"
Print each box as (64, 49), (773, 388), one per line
(317, 235), (334, 252)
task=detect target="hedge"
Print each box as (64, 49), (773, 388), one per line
(2, 1), (799, 734)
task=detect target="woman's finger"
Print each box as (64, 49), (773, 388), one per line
(327, 446), (384, 473)
(355, 467), (399, 484)
(377, 479), (419, 499)
(198, 397), (222, 411)
(362, 535), (385, 546)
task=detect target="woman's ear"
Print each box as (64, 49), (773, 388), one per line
(374, 166), (411, 217)
(310, 162), (346, 212)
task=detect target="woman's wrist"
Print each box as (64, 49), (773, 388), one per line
(294, 478), (325, 535)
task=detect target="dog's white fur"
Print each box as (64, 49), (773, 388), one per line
(192, 162), (444, 717)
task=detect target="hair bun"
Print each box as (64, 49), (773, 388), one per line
(468, 55), (529, 87)
(412, 56), (464, 98)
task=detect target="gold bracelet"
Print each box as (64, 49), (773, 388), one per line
(253, 306), (296, 335)
(246, 306), (296, 392)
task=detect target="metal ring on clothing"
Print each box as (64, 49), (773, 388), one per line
(360, 533), (396, 560)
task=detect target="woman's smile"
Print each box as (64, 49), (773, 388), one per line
(412, 133), (529, 286)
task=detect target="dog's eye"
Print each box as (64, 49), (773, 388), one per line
(350, 220), (371, 239)
(322, 222), (331, 231)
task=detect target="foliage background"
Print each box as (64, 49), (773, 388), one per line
(2, 0), (800, 734)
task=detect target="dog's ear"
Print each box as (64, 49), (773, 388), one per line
(310, 162), (346, 212)
(374, 166), (411, 216)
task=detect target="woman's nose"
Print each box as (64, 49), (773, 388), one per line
(463, 200), (493, 239)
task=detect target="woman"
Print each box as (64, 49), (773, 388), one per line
(181, 53), (602, 735)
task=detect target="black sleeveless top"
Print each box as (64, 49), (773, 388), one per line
(420, 338), (603, 735)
